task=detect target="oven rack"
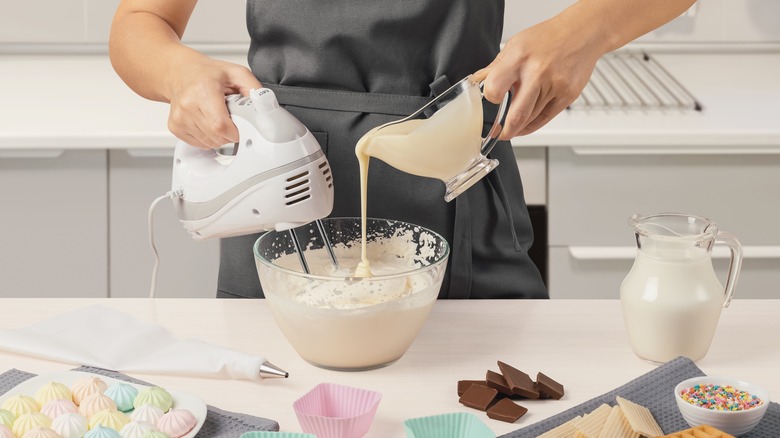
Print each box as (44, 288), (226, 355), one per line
(570, 51), (702, 111)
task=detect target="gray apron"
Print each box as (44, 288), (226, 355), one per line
(217, 0), (547, 299)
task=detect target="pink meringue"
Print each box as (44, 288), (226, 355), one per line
(72, 376), (108, 406)
(41, 399), (78, 420)
(156, 409), (196, 438)
(78, 393), (116, 419)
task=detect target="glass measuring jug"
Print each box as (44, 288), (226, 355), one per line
(356, 75), (509, 202)
(620, 213), (743, 363)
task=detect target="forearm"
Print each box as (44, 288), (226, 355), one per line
(109, 4), (202, 103)
(556, 0), (697, 56)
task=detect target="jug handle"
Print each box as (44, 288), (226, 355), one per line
(716, 231), (743, 308)
(477, 81), (510, 157)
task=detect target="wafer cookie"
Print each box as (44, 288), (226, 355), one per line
(598, 405), (640, 438)
(616, 396), (664, 438)
(537, 415), (583, 438)
(573, 404), (612, 438)
(661, 424), (736, 438)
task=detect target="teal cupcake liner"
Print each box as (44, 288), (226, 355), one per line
(239, 433), (316, 438)
(404, 412), (495, 438)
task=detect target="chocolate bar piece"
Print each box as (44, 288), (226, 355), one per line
(457, 380), (488, 396)
(534, 382), (552, 399)
(459, 383), (498, 411)
(486, 398), (528, 423)
(497, 361), (539, 399)
(536, 372), (565, 400)
(486, 370), (514, 396)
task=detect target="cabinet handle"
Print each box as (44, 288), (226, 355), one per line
(0, 149), (65, 159)
(126, 148), (174, 158)
(568, 246), (780, 260)
(570, 146), (780, 156)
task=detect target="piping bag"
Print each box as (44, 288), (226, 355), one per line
(0, 305), (287, 380)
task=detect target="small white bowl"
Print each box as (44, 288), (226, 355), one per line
(674, 376), (770, 436)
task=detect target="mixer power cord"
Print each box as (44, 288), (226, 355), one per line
(148, 188), (185, 299)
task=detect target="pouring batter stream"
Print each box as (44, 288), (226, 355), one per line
(353, 79), (484, 277)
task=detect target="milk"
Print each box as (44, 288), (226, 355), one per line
(354, 81), (484, 276)
(620, 248), (725, 363)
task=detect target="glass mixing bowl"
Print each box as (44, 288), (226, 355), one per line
(254, 217), (449, 370)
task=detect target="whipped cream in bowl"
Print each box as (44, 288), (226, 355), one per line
(254, 217), (449, 370)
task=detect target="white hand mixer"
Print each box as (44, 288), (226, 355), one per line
(149, 88), (339, 298)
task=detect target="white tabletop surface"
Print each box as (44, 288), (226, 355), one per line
(0, 298), (775, 437)
(1, 50), (779, 150)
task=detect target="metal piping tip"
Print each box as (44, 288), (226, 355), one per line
(259, 361), (289, 378)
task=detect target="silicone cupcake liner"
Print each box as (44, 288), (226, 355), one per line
(404, 412), (496, 438)
(293, 383), (382, 438)
(239, 433), (316, 438)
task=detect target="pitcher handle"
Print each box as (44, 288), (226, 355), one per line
(716, 231), (743, 308)
(477, 80), (510, 157)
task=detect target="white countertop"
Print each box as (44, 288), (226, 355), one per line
(1, 50), (779, 150)
(0, 298), (776, 437)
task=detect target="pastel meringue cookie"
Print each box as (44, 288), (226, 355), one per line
(21, 427), (61, 438)
(0, 424), (12, 438)
(141, 432), (170, 438)
(119, 420), (155, 438)
(0, 409), (15, 428)
(51, 412), (88, 438)
(35, 382), (73, 406)
(156, 409), (196, 438)
(79, 393), (117, 419)
(12, 412), (52, 437)
(130, 404), (164, 426)
(104, 383), (139, 413)
(134, 388), (173, 413)
(72, 376), (109, 406)
(1, 394), (40, 417)
(84, 425), (122, 438)
(41, 399), (78, 420)
(89, 409), (130, 432)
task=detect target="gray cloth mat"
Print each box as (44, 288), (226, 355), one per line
(0, 366), (279, 437)
(501, 356), (779, 437)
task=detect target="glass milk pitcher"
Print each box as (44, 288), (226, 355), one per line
(620, 213), (743, 363)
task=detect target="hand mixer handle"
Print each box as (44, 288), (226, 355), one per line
(478, 80), (510, 157)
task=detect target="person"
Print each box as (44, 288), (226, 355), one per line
(110, 0), (695, 300)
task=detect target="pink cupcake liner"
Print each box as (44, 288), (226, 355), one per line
(293, 383), (382, 438)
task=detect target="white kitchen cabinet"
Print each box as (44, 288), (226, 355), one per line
(547, 146), (780, 299)
(549, 247), (779, 300)
(108, 149), (219, 298)
(0, 150), (107, 297)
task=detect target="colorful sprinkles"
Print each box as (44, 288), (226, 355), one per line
(680, 384), (764, 411)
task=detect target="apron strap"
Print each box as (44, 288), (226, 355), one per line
(265, 82), (500, 120)
(264, 83), (431, 117)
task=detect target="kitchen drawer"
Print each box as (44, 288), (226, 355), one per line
(0, 149), (107, 297)
(548, 246), (780, 299)
(108, 149), (219, 298)
(513, 146), (546, 206)
(548, 147), (780, 247)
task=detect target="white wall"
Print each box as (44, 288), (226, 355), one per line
(0, 0), (248, 46)
(1, 1), (778, 49)
(502, 0), (780, 43)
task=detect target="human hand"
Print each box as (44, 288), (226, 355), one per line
(166, 56), (262, 149)
(474, 16), (605, 139)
